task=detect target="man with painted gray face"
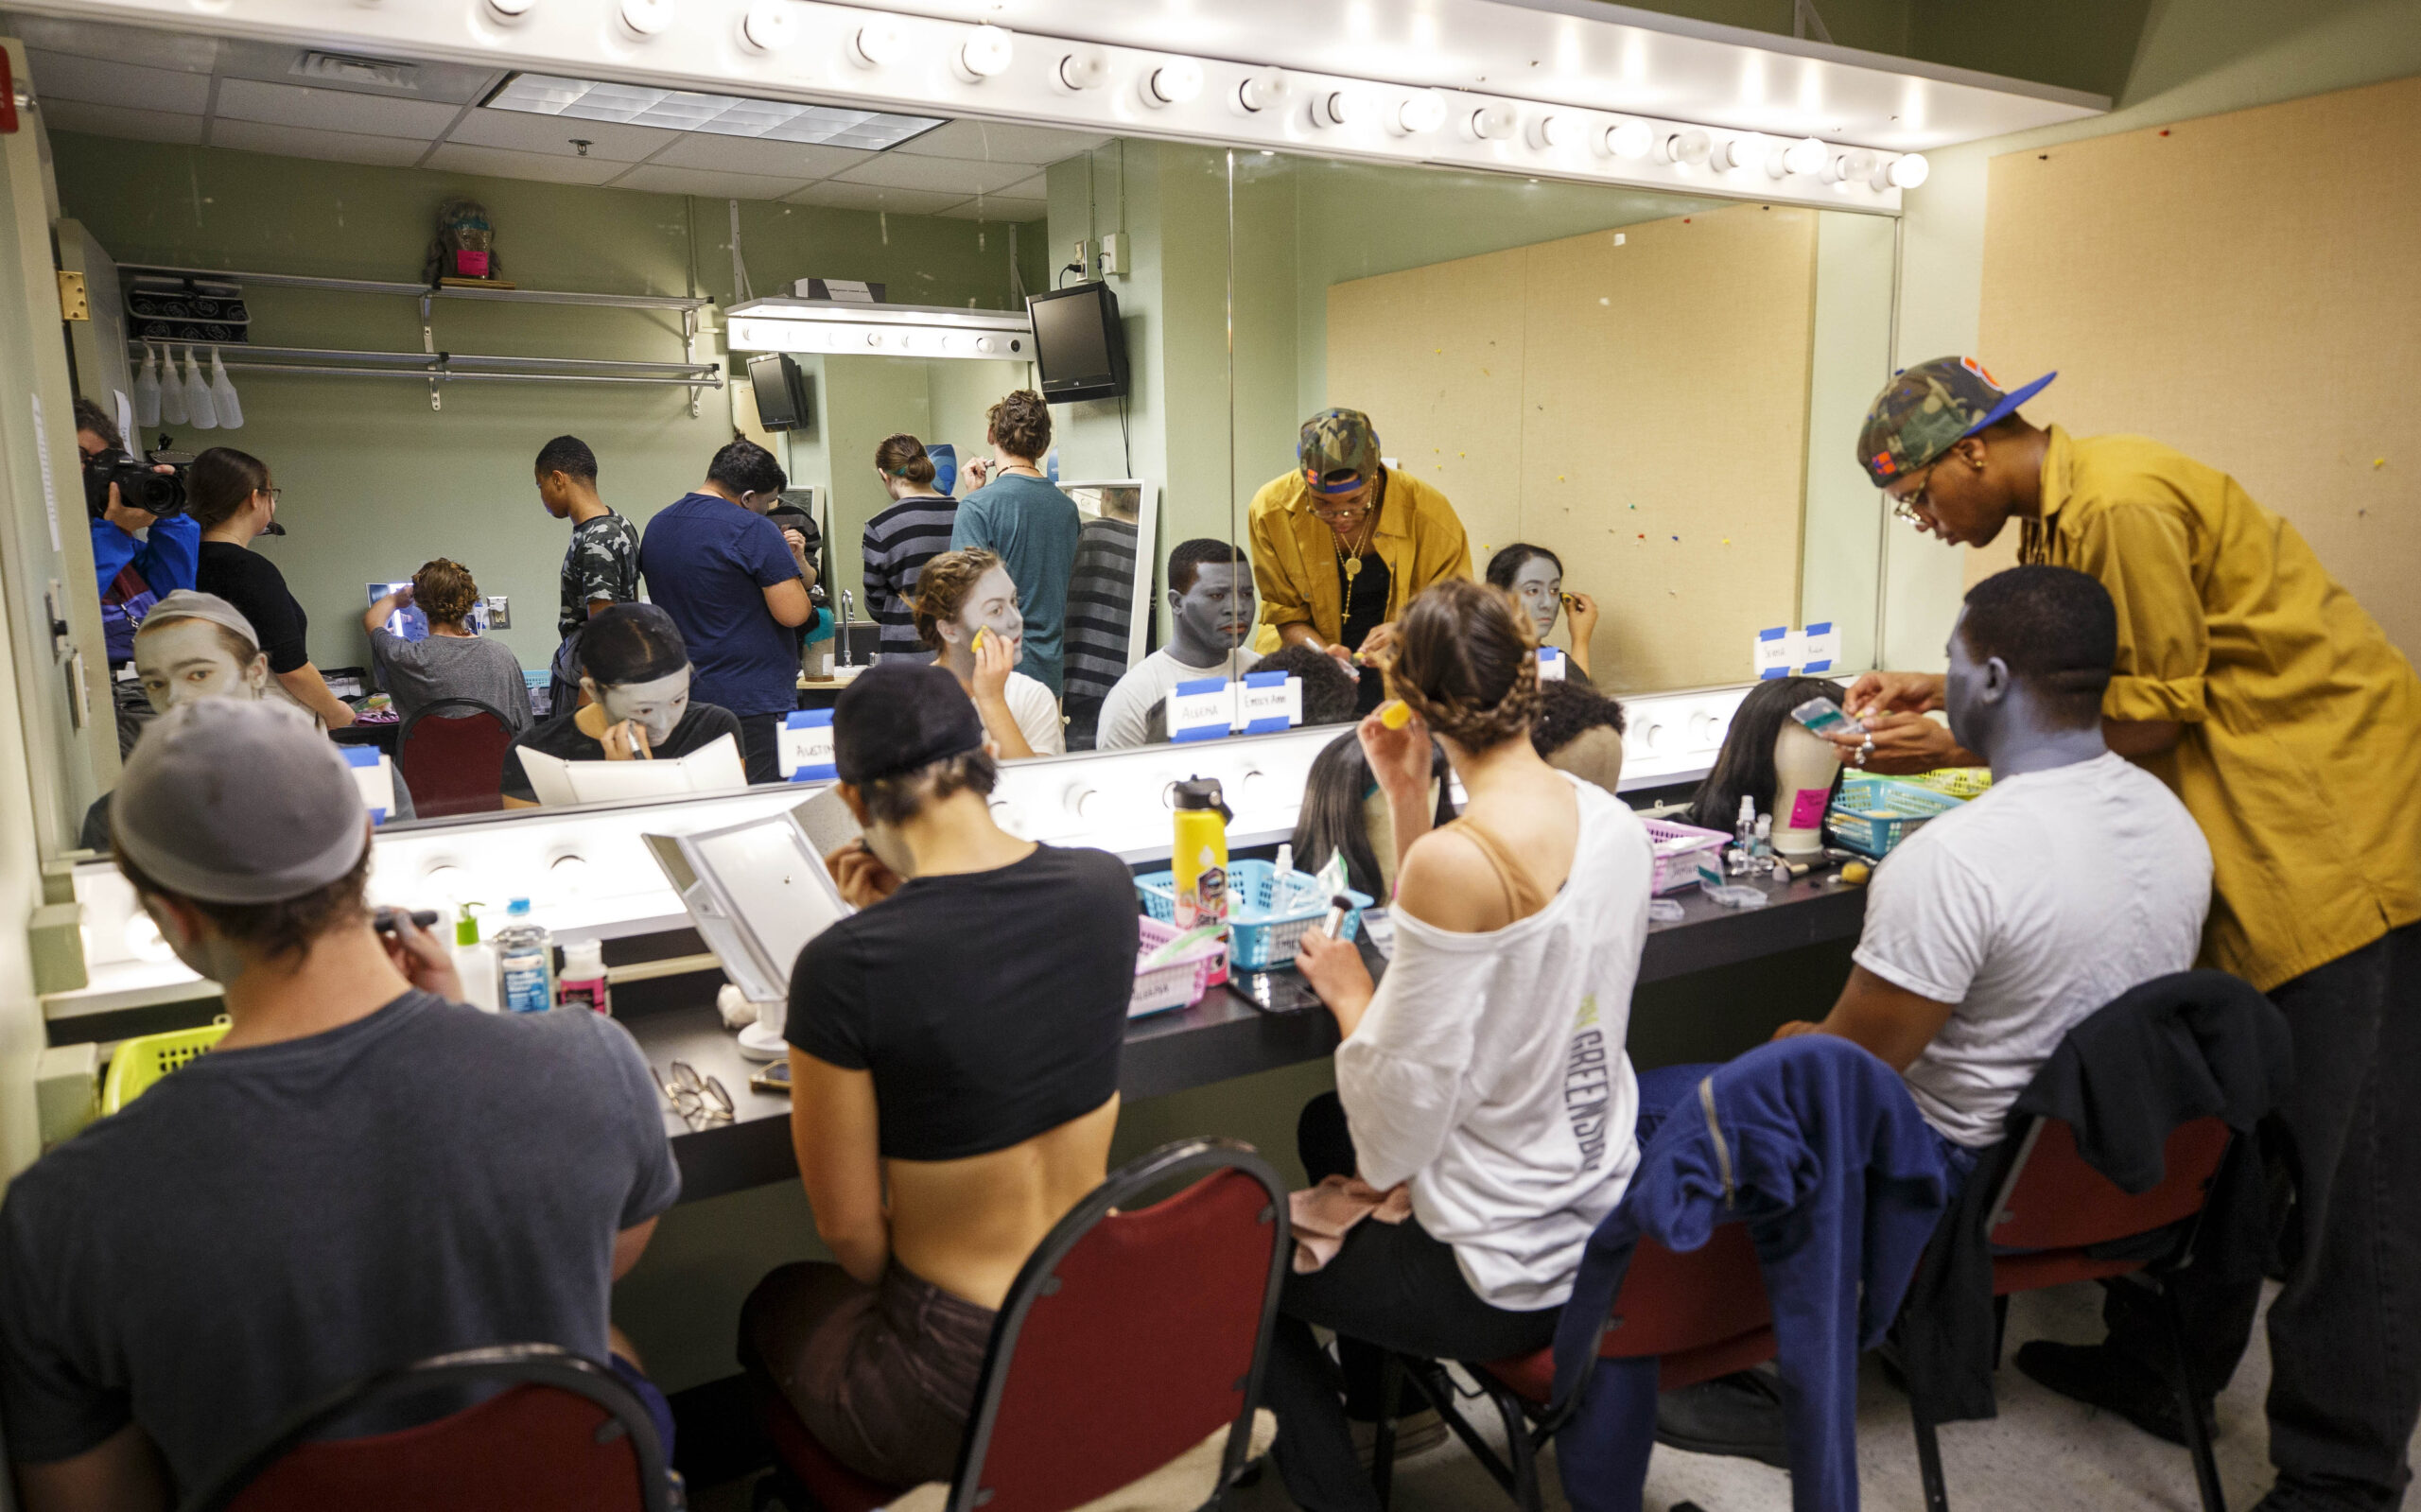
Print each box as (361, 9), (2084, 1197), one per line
(499, 602), (742, 808)
(78, 592), (416, 851)
(1093, 539), (1261, 752)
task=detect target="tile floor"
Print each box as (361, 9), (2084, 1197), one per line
(711, 1279), (2421, 1511)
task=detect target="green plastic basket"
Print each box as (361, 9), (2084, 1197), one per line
(101, 1017), (230, 1115)
(1888, 767), (1994, 801)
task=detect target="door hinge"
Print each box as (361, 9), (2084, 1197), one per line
(55, 270), (88, 322)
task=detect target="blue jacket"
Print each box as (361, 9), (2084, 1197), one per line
(92, 513), (200, 664)
(1550, 1037), (1955, 1512)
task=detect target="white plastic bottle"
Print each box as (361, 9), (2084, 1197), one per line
(495, 898), (553, 1014)
(557, 938), (611, 1015)
(450, 908), (500, 1012)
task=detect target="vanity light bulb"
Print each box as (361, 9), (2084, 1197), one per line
(1312, 89), (1357, 129)
(1236, 66), (1289, 113)
(483, 0), (536, 19)
(850, 21), (905, 68)
(955, 24), (1015, 81)
(1530, 113), (1575, 149)
(1145, 59), (1204, 107)
(618, 0), (674, 39)
(1887, 151), (1931, 189)
(741, 0), (800, 52)
(1602, 120), (1654, 160)
(1393, 91), (1448, 135)
(1828, 148), (1877, 184)
(1660, 129), (1712, 167)
(1781, 135), (1828, 176)
(1468, 103), (1519, 142)
(1711, 135), (1757, 172)
(1056, 47), (1109, 91)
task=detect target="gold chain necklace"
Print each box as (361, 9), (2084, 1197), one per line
(1332, 495), (1380, 582)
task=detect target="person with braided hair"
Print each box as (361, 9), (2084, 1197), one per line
(1263, 578), (1657, 1510)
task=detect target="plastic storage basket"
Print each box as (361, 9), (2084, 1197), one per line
(1135, 860), (1375, 972)
(1827, 777), (1962, 858)
(1646, 819), (1732, 895)
(1131, 915), (1228, 1017)
(1885, 767), (1994, 801)
(101, 1017), (230, 1115)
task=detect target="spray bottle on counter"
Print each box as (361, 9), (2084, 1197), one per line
(1171, 777), (1234, 930)
(1729, 794), (1758, 875)
(495, 898), (554, 1014)
(450, 906), (500, 1013)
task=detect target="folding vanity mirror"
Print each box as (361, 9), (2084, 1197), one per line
(643, 802), (854, 1006)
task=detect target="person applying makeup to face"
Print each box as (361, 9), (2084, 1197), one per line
(911, 549), (1065, 760)
(1485, 543), (1598, 684)
(498, 604), (744, 808)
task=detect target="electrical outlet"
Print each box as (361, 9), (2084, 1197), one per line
(483, 595), (511, 630)
(1069, 237), (1091, 280)
(1099, 232), (1129, 277)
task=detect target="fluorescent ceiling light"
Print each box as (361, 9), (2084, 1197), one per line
(484, 73), (944, 151)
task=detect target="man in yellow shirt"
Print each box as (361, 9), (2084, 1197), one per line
(1842, 356), (2421, 1512)
(1247, 408), (1472, 714)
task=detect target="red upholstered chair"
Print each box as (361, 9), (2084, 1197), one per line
(1908, 1114), (2234, 1512)
(396, 697), (517, 817)
(754, 1137), (1290, 1512)
(1377, 1224), (1774, 1512)
(183, 1344), (672, 1512)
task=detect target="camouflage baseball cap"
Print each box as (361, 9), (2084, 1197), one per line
(1298, 408), (1381, 496)
(1856, 357), (2055, 486)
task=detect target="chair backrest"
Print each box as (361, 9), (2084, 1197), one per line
(188, 1345), (671, 1512)
(396, 697), (515, 817)
(949, 1138), (1289, 1512)
(1989, 1115), (2232, 1253)
(1598, 1224), (1771, 1361)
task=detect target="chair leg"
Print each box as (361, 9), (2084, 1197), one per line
(2156, 1280), (2228, 1512)
(1478, 1379), (1545, 1512)
(1395, 1362), (1522, 1500)
(1910, 1405), (1952, 1512)
(1372, 1350), (1403, 1511)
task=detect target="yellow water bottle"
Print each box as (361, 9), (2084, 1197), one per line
(1172, 776), (1233, 930)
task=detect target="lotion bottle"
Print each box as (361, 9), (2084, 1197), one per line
(450, 908), (500, 1012)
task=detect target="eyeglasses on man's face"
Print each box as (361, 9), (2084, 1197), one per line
(1888, 462), (1940, 524)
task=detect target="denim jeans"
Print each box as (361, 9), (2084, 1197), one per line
(2111, 921), (2421, 1510)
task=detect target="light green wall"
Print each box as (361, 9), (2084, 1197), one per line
(1800, 210), (1898, 671)
(47, 131), (1045, 670)
(1881, 0), (2421, 670)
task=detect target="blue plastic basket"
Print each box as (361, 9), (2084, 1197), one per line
(1827, 774), (1962, 857)
(1135, 859), (1374, 971)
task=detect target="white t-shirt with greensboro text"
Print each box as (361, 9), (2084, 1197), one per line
(1001, 671), (1067, 756)
(1855, 752), (2212, 1149)
(1095, 648), (1262, 751)
(1335, 774), (1653, 1312)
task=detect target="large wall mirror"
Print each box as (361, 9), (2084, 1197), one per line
(8, 7), (1895, 857)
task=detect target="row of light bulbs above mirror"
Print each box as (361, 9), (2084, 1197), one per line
(479, 0), (1929, 195)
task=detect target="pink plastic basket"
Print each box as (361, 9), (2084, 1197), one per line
(1131, 915), (1228, 1017)
(1646, 818), (1732, 895)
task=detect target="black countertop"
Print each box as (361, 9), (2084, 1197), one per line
(629, 866), (1867, 1206)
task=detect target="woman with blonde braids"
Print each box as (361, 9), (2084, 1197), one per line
(1269, 578), (1657, 1510)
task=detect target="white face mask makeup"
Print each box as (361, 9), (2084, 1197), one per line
(134, 618), (269, 713)
(952, 565), (1024, 660)
(585, 667), (691, 746)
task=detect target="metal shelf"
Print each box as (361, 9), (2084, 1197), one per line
(119, 262), (720, 413)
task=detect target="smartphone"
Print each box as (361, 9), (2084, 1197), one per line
(750, 1060), (792, 1095)
(1788, 697), (1866, 739)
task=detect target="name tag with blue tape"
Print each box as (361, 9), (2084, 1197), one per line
(1802, 621), (1838, 673)
(1538, 646), (1568, 682)
(1167, 677), (1234, 743)
(1238, 671), (1301, 734)
(1755, 626), (1792, 680)
(780, 708), (837, 782)
(340, 744), (395, 824)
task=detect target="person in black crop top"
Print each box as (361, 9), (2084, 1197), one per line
(739, 662), (1137, 1486)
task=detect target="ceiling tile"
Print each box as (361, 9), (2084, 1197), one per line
(26, 50), (212, 113)
(780, 181), (968, 216)
(444, 110), (667, 162)
(205, 119), (431, 168)
(934, 197), (1048, 222)
(834, 152), (1038, 195)
(214, 78), (463, 140)
(638, 134), (875, 180)
(891, 119), (1110, 165)
(39, 98), (203, 146)
(608, 164), (813, 200)
(424, 143), (630, 187)
(0, 12), (220, 72)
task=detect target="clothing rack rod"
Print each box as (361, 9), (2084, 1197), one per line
(165, 361), (722, 390)
(116, 261), (713, 312)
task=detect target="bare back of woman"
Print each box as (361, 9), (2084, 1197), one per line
(885, 1097), (1121, 1309)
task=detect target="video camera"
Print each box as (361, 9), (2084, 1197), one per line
(82, 447), (188, 521)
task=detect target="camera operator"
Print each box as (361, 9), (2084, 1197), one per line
(78, 401), (198, 756)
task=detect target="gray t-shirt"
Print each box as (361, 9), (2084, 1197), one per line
(370, 629), (534, 732)
(0, 992), (679, 1489)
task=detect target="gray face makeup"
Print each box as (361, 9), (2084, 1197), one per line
(134, 618), (267, 713)
(951, 565), (1024, 661)
(1509, 555), (1562, 640)
(1169, 560), (1258, 666)
(588, 667), (691, 746)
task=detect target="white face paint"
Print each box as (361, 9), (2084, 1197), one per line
(951, 565), (1024, 661)
(1508, 555), (1562, 640)
(587, 667), (691, 746)
(134, 617), (268, 713)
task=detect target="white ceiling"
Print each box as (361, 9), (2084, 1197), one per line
(5, 11), (1101, 219)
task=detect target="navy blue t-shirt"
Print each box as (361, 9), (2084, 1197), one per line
(639, 492), (804, 718)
